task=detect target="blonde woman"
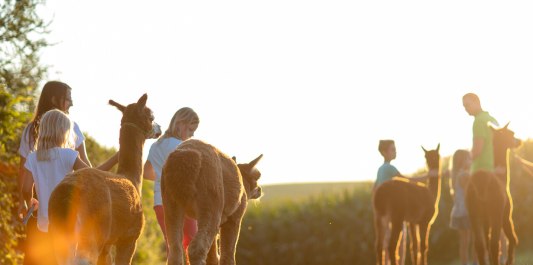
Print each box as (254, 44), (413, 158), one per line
(143, 107), (200, 255)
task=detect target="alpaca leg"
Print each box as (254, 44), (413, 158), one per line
(188, 211), (221, 265)
(489, 222), (502, 265)
(96, 244), (112, 265)
(206, 238), (219, 265)
(388, 219), (402, 265)
(471, 221), (487, 265)
(219, 215), (244, 265)
(408, 223), (418, 265)
(75, 232), (100, 265)
(114, 237), (138, 265)
(164, 203), (186, 265)
(419, 222), (430, 265)
(502, 202), (517, 265)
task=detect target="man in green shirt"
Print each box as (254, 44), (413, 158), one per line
(462, 93), (499, 173)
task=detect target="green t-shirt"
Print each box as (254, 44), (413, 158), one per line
(471, 111), (498, 172)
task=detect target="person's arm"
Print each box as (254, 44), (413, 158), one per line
(143, 160), (156, 181)
(95, 151), (119, 171)
(406, 169), (439, 182)
(18, 156), (26, 198)
(76, 142), (92, 167)
(471, 138), (484, 161)
(449, 174), (455, 198)
(73, 157), (90, 171)
(21, 169), (37, 214)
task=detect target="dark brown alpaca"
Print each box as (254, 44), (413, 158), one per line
(373, 144), (441, 265)
(465, 123), (521, 265)
(48, 94), (161, 264)
(161, 139), (263, 265)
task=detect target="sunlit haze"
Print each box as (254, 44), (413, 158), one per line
(39, 1), (533, 185)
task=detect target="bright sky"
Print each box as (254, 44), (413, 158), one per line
(38, 1), (533, 185)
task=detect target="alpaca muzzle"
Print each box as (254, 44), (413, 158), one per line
(149, 122), (162, 139)
(251, 186), (263, 199)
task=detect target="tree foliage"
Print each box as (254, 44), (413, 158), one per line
(0, 0), (51, 162)
(0, 0), (50, 100)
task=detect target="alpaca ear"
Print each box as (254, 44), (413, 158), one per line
(421, 146), (427, 153)
(137, 94), (148, 108)
(232, 156), (237, 162)
(436, 143), (440, 152)
(504, 121), (510, 129)
(248, 154), (263, 168)
(109, 100), (125, 112)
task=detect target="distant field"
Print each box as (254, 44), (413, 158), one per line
(259, 181), (372, 204)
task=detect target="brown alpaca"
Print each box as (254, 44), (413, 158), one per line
(465, 123), (521, 265)
(161, 139), (263, 265)
(48, 94), (161, 264)
(373, 144), (441, 265)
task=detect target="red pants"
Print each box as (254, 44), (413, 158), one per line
(154, 205), (197, 254)
(23, 217), (57, 265)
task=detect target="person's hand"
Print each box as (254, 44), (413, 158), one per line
(30, 198), (39, 211)
(17, 200), (26, 220)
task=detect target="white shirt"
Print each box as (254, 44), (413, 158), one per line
(147, 137), (182, 206)
(19, 121), (85, 158)
(24, 147), (78, 232)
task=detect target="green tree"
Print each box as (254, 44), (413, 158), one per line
(1, 0), (51, 161)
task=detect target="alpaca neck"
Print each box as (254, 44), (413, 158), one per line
(428, 167), (441, 203)
(117, 125), (145, 191)
(494, 146), (508, 170)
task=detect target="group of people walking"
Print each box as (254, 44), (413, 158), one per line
(372, 92), (528, 265)
(17, 81), (199, 264)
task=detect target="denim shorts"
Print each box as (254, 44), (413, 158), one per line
(450, 215), (470, 230)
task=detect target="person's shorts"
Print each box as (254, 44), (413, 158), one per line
(450, 215), (470, 230)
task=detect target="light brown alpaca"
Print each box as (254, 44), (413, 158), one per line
(465, 123), (521, 265)
(161, 139), (263, 265)
(48, 94), (161, 264)
(373, 144), (441, 265)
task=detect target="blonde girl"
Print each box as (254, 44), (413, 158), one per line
(21, 110), (90, 264)
(21, 109), (118, 264)
(143, 107), (200, 255)
(449, 149), (475, 265)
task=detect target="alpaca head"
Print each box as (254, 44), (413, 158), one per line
(491, 122), (522, 151)
(235, 154), (264, 200)
(109, 94), (162, 139)
(422, 143), (440, 171)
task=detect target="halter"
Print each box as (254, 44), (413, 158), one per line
(122, 122), (152, 138)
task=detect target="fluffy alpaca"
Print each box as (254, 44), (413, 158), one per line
(161, 139), (263, 265)
(48, 94), (161, 264)
(465, 123), (521, 265)
(373, 145), (441, 265)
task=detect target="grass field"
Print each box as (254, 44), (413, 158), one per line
(260, 181), (369, 204)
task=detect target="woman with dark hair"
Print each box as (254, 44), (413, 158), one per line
(17, 81), (91, 264)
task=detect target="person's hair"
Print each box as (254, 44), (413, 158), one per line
(462, 93), (480, 105)
(450, 149), (470, 175)
(157, 107), (199, 142)
(378, 140), (395, 155)
(27, 81), (72, 148)
(35, 109), (74, 161)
